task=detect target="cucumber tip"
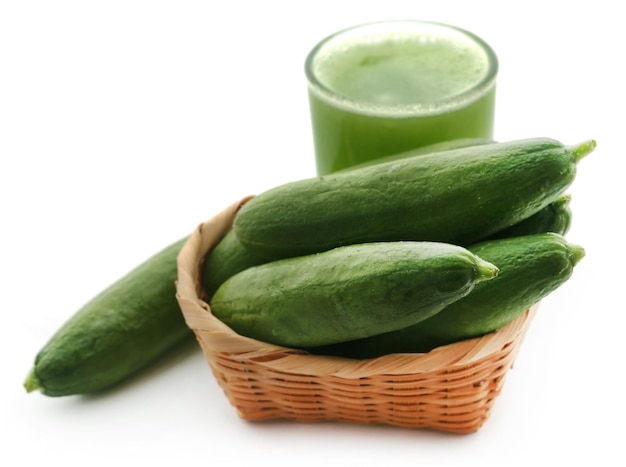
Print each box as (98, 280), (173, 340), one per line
(476, 258), (500, 282)
(24, 368), (42, 394)
(570, 139), (597, 163)
(568, 244), (586, 266)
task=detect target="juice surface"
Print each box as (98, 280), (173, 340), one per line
(307, 23), (497, 175)
(316, 37), (490, 107)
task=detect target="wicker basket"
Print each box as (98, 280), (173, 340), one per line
(176, 197), (538, 434)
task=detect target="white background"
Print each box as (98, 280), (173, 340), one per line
(1, 1), (624, 466)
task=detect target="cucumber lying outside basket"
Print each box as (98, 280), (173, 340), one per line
(175, 197), (538, 434)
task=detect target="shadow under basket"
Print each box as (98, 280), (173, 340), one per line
(176, 197), (538, 434)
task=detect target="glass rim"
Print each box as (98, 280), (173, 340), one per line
(304, 20), (499, 118)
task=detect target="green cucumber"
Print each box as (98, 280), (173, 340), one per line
(24, 237), (192, 397)
(202, 230), (273, 298)
(312, 233), (584, 358)
(233, 138), (595, 259)
(482, 193), (572, 240)
(210, 241), (499, 348)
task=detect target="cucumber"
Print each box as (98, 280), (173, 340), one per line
(24, 237), (193, 396)
(202, 230), (273, 298)
(312, 233), (585, 358)
(233, 138), (595, 259)
(483, 193), (572, 240)
(209, 241), (499, 348)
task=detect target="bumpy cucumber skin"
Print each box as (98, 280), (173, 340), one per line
(202, 230), (272, 299)
(26, 238), (193, 397)
(210, 241), (498, 348)
(313, 233), (584, 358)
(482, 194), (572, 241)
(234, 138), (581, 259)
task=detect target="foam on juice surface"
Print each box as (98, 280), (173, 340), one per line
(310, 26), (493, 114)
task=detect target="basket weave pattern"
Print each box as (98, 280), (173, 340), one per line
(176, 198), (537, 434)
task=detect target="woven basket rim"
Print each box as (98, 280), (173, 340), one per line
(175, 196), (536, 379)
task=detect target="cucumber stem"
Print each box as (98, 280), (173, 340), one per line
(570, 139), (596, 163)
(475, 258), (499, 282)
(554, 193), (572, 207)
(568, 244), (586, 266)
(24, 368), (42, 394)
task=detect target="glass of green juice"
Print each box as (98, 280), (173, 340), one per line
(305, 20), (499, 175)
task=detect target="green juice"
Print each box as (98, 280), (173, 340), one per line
(306, 21), (498, 175)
